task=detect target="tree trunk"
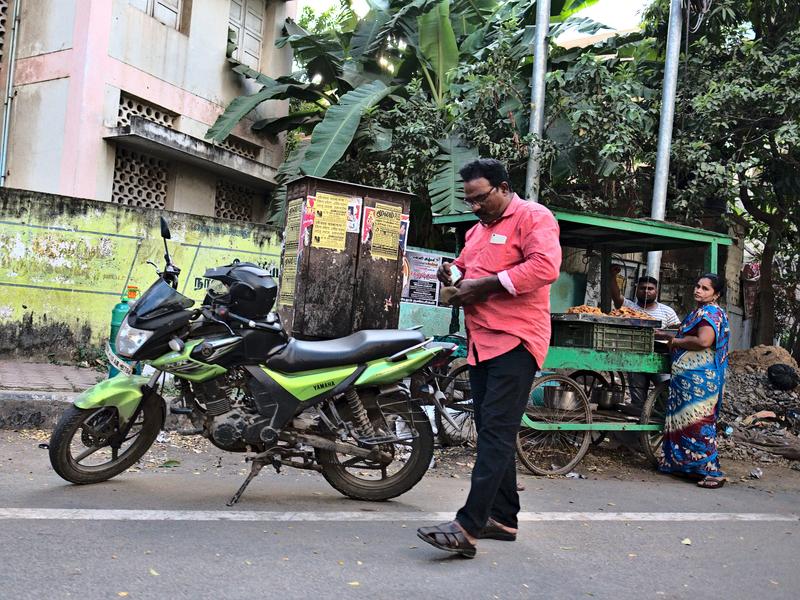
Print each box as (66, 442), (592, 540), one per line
(787, 316), (800, 363)
(792, 329), (800, 365)
(756, 226), (779, 345)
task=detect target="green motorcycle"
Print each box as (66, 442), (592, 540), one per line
(48, 218), (454, 505)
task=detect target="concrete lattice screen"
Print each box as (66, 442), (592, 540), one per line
(214, 179), (257, 222)
(111, 147), (169, 210)
(117, 93), (177, 129)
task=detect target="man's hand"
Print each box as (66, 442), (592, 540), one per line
(437, 261), (453, 285)
(449, 276), (503, 306)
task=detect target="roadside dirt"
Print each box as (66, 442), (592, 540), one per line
(7, 429), (800, 495)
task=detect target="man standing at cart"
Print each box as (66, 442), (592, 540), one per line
(416, 158), (562, 558)
(609, 266), (681, 408)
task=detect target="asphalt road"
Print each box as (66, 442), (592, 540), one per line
(1, 431), (798, 600)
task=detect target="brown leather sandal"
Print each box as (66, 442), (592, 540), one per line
(477, 519), (517, 541)
(697, 477), (726, 489)
(417, 521), (477, 558)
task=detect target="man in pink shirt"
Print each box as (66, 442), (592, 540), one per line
(417, 159), (561, 558)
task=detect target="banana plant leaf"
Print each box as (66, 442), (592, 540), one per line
(252, 110), (323, 136)
(417, 0), (459, 102)
(277, 19), (344, 85)
(355, 124), (394, 153)
(205, 79), (327, 143)
(428, 136), (478, 215)
(301, 81), (396, 177)
(365, 0), (433, 56)
(205, 86), (281, 142)
(349, 7), (391, 60)
(266, 142), (310, 227)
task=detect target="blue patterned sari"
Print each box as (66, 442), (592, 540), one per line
(659, 304), (730, 478)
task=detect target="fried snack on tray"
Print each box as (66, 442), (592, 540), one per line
(609, 306), (658, 320)
(566, 305), (604, 315)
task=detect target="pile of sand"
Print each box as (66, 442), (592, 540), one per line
(729, 345), (798, 372)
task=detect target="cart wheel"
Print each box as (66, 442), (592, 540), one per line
(639, 381), (669, 468)
(516, 374), (592, 476)
(568, 370), (608, 447)
(610, 371), (627, 400)
(436, 363), (476, 447)
(568, 370), (609, 397)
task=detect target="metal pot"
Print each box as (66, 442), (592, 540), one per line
(592, 387), (614, 410)
(592, 387), (624, 410)
(543, 386), (579, 411)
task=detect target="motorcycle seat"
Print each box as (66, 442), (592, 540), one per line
(265, 330), (426, 373)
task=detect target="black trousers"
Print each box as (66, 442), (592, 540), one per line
(456, 345), (537, 537)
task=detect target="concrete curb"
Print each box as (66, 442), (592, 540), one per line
(0, 391), (76, 430)
(0, 390), (187, 431)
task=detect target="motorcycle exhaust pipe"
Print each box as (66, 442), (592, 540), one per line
(295, 433), (392, 462)
(295, 433), (372, 457)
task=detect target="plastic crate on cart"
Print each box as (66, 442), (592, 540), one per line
(551, 321), (654, 353)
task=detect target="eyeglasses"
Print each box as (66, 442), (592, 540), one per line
(463, 187), (496, 206)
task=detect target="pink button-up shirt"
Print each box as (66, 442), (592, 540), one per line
(453, 194), (561, 367)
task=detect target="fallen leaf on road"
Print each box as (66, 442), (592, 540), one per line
(628, 553), (637, 558)
(560, 546), (575, 550)
(160, 459), (180, 468)
(244, 560), (252, 566)
(681, 538), (692, 546)
(117, 593), (128, 598)
(348, 581), (360, 587)
(149, 568), (159, 576)
(337, 560), (344, 566)
(770, 580), (779, 585)
(356, 561), (363, 565)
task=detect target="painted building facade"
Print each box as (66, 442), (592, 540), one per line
(0, 0), (298, 220)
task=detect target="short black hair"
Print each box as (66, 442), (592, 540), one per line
(459, 158), (511, 190)
(637, 276), (659, 287)
(698, 273), (726, 298)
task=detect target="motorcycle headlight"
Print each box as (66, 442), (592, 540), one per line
(116, 318), (154, 358)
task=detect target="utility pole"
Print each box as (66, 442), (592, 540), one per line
(524, 0), (551, 203)
(647, 0), (683, 277)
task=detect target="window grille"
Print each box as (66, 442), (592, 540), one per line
(0, 0), (9, 66)
(112, 147), (169, 210)
(228, 0), (265, 69)
(129, 0), (182, 30)
(117, 93), (177, 129)
(215, 179), (257, 222)
(217, 136), (260, 161)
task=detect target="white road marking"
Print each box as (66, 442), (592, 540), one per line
(0, 508), (797, 522)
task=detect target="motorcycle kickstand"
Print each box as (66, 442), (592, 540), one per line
(227, 456), (267, 507)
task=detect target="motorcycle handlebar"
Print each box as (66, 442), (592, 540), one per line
(212, 306), (285, 335)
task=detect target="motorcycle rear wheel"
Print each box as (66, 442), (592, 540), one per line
(49, 398), (162, 484)
(317, 399), (434, 501)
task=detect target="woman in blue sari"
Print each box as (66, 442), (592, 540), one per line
(658, 274), (730, 489)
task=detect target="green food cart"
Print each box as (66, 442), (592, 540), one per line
(433, 208), (733, 475)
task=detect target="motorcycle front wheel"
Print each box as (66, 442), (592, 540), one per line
(49, 397), (162, 484)
(317, 398), (434, 501)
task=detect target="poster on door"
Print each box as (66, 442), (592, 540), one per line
(402, 250), (443, 306)
(312, 192), (348, 251)
(370, 202), (402, 261)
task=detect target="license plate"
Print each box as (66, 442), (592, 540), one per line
(105, 342), (134, 376)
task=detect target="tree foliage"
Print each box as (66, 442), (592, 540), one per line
(207, 0), (601, 237)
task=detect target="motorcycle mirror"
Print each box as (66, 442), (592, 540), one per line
(160, 216), (171, 240)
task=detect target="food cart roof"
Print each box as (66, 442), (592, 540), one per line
(433, 207), (732, 253)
